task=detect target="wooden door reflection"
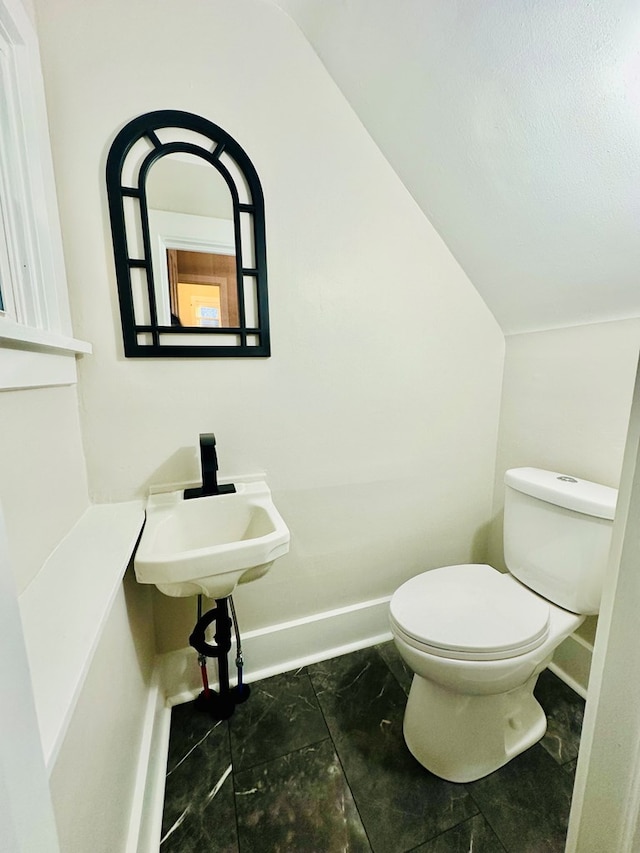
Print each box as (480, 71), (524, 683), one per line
(167, 248), (238, 327)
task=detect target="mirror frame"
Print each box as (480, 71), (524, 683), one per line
(106, 110), (270, 357)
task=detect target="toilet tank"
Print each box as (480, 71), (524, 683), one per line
(503, 467), (617, 615)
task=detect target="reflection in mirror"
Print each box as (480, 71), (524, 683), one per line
(105, 109), (270, 357)
(146, 154), (237, 329)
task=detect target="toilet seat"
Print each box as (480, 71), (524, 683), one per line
(389, 564), (551, 661)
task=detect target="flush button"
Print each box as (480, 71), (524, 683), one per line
(557, 476), (578, 483)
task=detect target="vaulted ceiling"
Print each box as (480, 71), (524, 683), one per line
(271, 0), (640, 334)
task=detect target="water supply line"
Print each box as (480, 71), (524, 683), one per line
(229, 595), (249, 700)
(196, 595), (211, 698)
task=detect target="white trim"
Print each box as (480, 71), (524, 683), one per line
(0, 0), (91, 390)
(566, 355), (640, 851)
(126, 666), (171, 853)
(0, 0), (65, 332)
(547, 661), (587, 702)
(161, 595), (392, 706)
(0, 344), (78, 389)
(622, 741), (640, 853)
(0, 317), (91, 353)
(547, 632), (593, 700)
(0, 319), (92, 390)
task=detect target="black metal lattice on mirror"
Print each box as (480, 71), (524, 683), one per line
(106, 110), (270, 357)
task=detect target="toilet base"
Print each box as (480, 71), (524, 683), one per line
(403, 670), (547, 783)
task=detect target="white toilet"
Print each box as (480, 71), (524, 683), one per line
(389, 467), (617, 783)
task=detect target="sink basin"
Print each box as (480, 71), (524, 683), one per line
(134, 480), (290, 598)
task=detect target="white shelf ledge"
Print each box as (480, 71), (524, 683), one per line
(18, 501), (144, 771)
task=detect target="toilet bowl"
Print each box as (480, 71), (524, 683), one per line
(391, 564), (583, 782)
(390, 468), (616, 783)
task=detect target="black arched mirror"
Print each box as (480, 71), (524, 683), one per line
(106, 110), (270, 357)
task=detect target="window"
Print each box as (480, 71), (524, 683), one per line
(0, 0), (90, 389)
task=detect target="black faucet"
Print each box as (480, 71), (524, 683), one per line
(184, 433), (236, 499)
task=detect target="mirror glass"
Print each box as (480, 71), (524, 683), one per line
(146, 153), (237, 329)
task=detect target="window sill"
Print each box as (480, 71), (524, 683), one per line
(0, 318), (91, 354)
(0, 320), (92, 391)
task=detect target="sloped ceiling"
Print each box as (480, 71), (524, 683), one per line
(271, 0), (640, 334)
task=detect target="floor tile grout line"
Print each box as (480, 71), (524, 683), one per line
(307, 647), (478, 853)
(165, 720), (223, 777)
(321, 644), (446, 853)
(371, 645), (484, 852)
(402, 810), (510, 853)
(374, 642), (411, 698)
(306, 664), (376, 853)
(226, 719), (243, 853)
(233, 732), (334, 778)
(462, 784), (510, 853)
(228, 666), (331, 776)
(374, 644), (510, 853)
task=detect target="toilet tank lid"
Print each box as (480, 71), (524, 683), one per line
(504, 467), (617, 520)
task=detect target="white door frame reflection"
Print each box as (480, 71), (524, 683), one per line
(148, 208), (235, 329)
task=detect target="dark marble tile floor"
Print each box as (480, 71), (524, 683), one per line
(160, 643), (583, 853)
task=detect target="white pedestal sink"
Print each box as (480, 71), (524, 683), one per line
(134, 480), (290, 598)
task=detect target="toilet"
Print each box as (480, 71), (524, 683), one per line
(389, 467), (617, 783)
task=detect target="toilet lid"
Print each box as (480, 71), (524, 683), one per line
(389, 564), (550, 661)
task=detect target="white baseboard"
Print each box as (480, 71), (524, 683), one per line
(133, 595), (392, 852)
(549, 631), (593, 700)
(160, 595), (393, 705)
(127, 667), (172, 853)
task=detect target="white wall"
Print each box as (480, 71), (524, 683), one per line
(274, 0), (640, 336)
(34, 0), (504, 652)
(0, 384), (89, 593)
(0, 506), (60, 853)
(493, 319), (640, 491)
(49, 570), (155, 853)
